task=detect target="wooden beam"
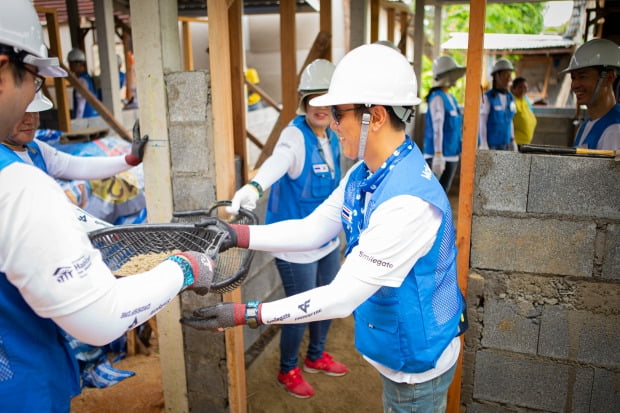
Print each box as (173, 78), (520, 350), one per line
(36, 7), (71, 132)
(244, 79), (281, 111)
(386, 7), (395, 42)
(280, 1), (297, 126)
(370, 0), (379, 43)
(207, 2), (247, 413)
(181, 21), (194, 70)
(59, 61), (131, 141)
(398, 11), (408, 54)
(319, 0), (332, 61)
(229, 0), (248, 182)
(448, 1), (486, 412)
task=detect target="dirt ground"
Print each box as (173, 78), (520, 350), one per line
(70, 315), (383, 412)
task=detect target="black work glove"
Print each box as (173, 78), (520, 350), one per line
(181, 301), (261, 331)
(166, 251), (215, 295)
(196, 217), (246, 253)
(125, 119), (149, 166)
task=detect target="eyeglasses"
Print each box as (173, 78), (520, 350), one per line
(21, 65), (45, 93)
(331, 106), (360, 126)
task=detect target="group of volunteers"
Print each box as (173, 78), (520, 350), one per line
(1, 0), (619, 412)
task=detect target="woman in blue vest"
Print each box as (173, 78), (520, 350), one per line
(0, 3), (214, 410)
(185, 44), (467, 413)
(227, 59), (346, 398)
(561, 38), (620, 150)
(479, 58), (517, 150)
(423, 55), (465, 193)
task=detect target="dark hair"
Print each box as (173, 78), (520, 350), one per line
(511, 77), (526, 89)
(351, 105), (409, 131)
(0, 44), (27, 84)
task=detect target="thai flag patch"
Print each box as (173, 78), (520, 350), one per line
(313, 163), (329, 173)
(342, 206), (352, 223)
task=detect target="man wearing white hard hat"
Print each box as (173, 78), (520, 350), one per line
(67, 47), (100, 118)
(479, 58), (517, 150)
(0, 2), (216, 410)
(6, 91), (148, 182)
(562, 38), (620, 150)
(183, 44), (466, 412)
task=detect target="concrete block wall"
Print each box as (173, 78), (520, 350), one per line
(463, 151), (620, 412)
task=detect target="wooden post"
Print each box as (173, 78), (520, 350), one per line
(36, 7), (71, 132)
(279, 1), (297, 126)
(181, 21), (194, 71)
(319, 0), (332, 61)
(207, 2), (247, 412)
(447, 1), (486, 412)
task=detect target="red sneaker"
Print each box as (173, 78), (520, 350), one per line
(277, 367), (315, 398)
(303, 352), (348, 376)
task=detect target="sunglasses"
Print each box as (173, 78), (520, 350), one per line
(331, 106), (361, 126)
(21, 65), (45, 93)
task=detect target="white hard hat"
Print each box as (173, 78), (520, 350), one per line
(561, 38), (620, 73)
(26, 91), (53, 112)
(432, 55), (466, 86)
(297, 59), (336, 114)
(491, 58), (514, 75)
(0, 0), (67, 78)
(67, 48), (86, 63)
(310, 44), (421, 108)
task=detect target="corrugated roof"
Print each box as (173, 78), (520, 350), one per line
(442, 33), (576, 54)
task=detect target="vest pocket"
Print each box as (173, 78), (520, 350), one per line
(354, 305), (403, 371)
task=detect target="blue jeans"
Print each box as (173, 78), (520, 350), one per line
(489, 143), (510, 150)
(425, 158), (459, 194)
(275, 247), (341, 373)
(380, 361), (457, 413)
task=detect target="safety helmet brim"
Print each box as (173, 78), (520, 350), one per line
(26, 91), (53, 112)
(23, 55), (67, 77)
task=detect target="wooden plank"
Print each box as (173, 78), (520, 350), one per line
(244, 80), (281, 111)
(36, 7), (71, 132)
(59, 61), (132, 142)
(399, 11), (408, 54)
(386, 7), (395, 42)
(370, 0), (379, 43)
(280, 1), (297, 126)
(207, 2), (247, 413)
(448, 1), (487, 412)
(229, 0), (248, 183)
(319, 0), (332, 61)
(181, 22), (194, 70)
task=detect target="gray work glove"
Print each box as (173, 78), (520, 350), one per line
(167, 251), (215, 296)
(181, 302), (245, 331)
(125, 119), (149, 166)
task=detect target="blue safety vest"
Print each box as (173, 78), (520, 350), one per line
(23, 140), (48, 173)
(484, 90), (515, 146)
(574, 104), (620, 149)
(0, 145), (81, 412)
(342, 144), (463, 373)
(73, 72), (99, 118)
(266, 116), (341, 223)
(423, 90), (463, 157)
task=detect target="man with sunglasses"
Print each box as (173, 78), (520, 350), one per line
(0, 2), (216, 411)
(184, 44), (466, 413)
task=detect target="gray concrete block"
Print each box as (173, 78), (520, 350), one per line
(169, 124), (213, 174)
(471, 216), (596, 276)
(166, 71), (210, 122)
(171, 175), (216, 212)
(474, 350), (570, 411)
(528, 155), (620, 219)
(602, 224), (620, 281)
(481, 298), (539, 355)
(572, 367), (595, 413)
(591, 368), (620, 412)
(539, 305), (569, 359)
(473, 151), (530, 214)
(575, 312), (620, 368)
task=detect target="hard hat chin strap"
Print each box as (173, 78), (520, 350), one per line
(588, 70), (608, 107)
(357, 107), (372, 160)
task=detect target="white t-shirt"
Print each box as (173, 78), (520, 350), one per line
(0, 162), (186, 346)
(253, 124), (339, 263)
(15, 139), (135, 180)
(252, 166), (460, 383)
